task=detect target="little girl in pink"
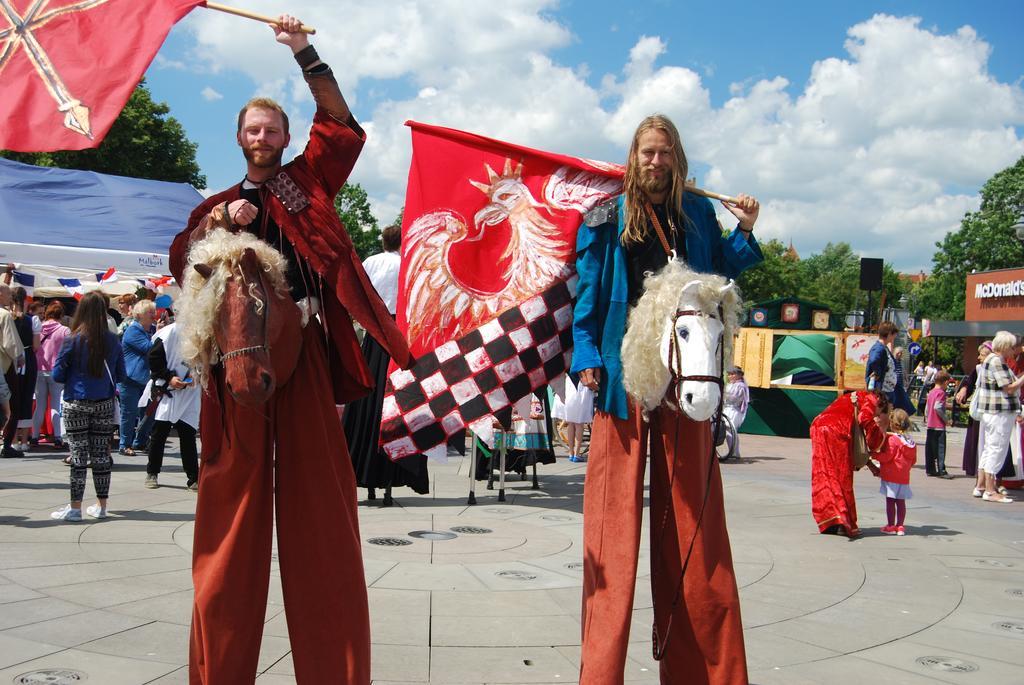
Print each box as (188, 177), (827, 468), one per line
(876, 409), (917, 535)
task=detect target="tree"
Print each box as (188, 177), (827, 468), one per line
(1, 79), (204, 188)
(918, 155), (1024, 321)
(334, 182), (380, 260)
(735, 238), (803, 304)
(799, 242), (863, 314)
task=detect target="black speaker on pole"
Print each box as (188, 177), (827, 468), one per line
(859, 258), (883, 291)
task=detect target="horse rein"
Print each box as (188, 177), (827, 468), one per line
(651, 302), (725, 661)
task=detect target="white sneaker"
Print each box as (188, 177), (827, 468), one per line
(85, 504), (107, 519)
(15, 443), (26, 452)
(50, 505), (82, 522)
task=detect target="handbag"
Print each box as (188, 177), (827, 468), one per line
(849, 392), (871, 469)
(968, 390), (983, 422)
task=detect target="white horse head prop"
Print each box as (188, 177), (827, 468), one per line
(621, 261), (742, 421)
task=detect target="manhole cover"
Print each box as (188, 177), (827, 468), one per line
(541, 514), (572, 522)
(15, 670), (87, 684)
(915, 657), (979, 673)
(975, 559), (1015, 568)
(496, 570), (537, 581)
(450, 526), (492, 534)
(484, 508), (511, 514)
(366, 537), (413, 547)
(409, 530), (457, 541)
(1007, 589), (1024, 599)
(564, 562), (583, 571)
(992, 621), (1024, 635)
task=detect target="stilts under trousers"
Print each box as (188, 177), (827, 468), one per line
(189, 322), (370, 684)
(580, 403), (747, 685)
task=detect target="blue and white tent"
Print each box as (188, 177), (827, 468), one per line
(0, 157), (203, 295)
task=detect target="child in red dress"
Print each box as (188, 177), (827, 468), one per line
(875, 409), (917, 535)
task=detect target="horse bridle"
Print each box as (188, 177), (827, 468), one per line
(666, 307), (725, 405)
(219, 267), (271, 362)
(651, 302), (726, 661)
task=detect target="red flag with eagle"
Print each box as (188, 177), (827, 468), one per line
(381, 121), (624, 461)
(0, 0), (203, 152)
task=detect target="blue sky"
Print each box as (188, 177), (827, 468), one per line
(146, 1), (1024, 271)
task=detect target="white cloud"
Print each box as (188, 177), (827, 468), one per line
(179, 7), (1024, 271)
(200, 86), (223, 102)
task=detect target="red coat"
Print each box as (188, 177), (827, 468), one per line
(810, 391), (887, 535)
(170, 106), (412, 459)
(877, 433), (916, 484)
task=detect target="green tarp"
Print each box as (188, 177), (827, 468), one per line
(771, 334), (837, 384)
(741, 387), (837, 439)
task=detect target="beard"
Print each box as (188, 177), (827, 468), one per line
(639, 167), (671, 195)
(242, 144), (284, 169)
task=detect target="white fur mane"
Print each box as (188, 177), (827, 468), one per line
(177, 228), (290, 388)
(621, 261), (742, 412)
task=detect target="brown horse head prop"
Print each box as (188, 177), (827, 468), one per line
(178, 230), (302, 408)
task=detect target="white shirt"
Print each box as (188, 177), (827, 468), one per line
(362, 250), (401, 314)
(141, 324), (201, 429)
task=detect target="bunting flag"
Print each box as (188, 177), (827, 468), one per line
(380, 121), (624, 462)
(95, 267), (117, 283)
(0, 0), (205, 152)
(140, 275), (174, 291)
(12, 270), (35, 289)
(57, 277), (84, 299)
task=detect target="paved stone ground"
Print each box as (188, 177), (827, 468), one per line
(0, 424), (1022, 684)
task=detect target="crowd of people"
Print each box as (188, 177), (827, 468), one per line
(811, 323), (1024, 539)
(0, 277), (200, 520)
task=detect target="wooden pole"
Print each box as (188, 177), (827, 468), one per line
(204, 2), (317, 34)
(686, 184), (737, 205)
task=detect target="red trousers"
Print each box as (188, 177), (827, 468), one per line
(580, 405), (747, 685)
(189, 322), (370, 684)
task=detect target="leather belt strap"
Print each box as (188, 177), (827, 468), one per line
(644, 201), (674, 258)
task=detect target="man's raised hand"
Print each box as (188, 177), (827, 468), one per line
(721, 193), (760, 232)
(272, 14), (310, 53)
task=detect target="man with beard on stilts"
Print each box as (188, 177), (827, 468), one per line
(169, 15), (410, 685)
(572, 114), (763, 684)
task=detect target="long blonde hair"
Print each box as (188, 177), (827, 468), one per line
(622, 114), (689, 246)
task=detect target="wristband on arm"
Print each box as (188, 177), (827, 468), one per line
(294, 45), (320, 70)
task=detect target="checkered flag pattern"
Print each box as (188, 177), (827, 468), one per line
(381, 276), (577, 462)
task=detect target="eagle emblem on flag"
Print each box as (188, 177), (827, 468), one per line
(381, 122), (624, 461)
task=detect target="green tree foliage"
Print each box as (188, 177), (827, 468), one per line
(734, 239), (803, 303)
(916, 155), (1024, 321)
(1, 80), (204, 188)
(334, 182), (380, 260)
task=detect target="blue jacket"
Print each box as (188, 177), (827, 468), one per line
(53, 332), (127, 400)
(865, 340), (889, 388)
(121, 320), (153, 385)
(570, 193), (764, 419)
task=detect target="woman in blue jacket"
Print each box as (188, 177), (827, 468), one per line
(119, 299), (156, 455)
(51, 291), (126, 521)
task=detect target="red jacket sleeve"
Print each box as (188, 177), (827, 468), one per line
(294, 111), (366, 198)
(857, 393), (887, 453)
